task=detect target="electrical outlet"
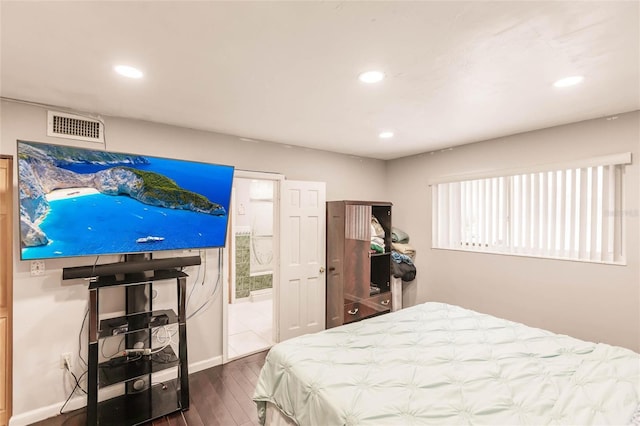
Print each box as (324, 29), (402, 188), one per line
(60, 352), (73, 370)
(30, 260), (45, 276)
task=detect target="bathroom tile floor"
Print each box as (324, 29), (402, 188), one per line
(228, 298), (273, 359)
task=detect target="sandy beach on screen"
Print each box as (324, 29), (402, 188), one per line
(46, 187), (100, 201)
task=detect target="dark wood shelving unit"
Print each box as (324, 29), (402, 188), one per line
(326, 201), (393, 328)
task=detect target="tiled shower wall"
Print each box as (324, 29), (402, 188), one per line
(235, 234), (273, 299)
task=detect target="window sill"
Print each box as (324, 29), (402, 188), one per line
(431, 246), (627, 266)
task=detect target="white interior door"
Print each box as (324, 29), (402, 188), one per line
(278, 180), (326, 342)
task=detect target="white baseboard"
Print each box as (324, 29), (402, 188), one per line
(189, 355), (223, 374)
(249, 288), (272, 302)
(8, 355), (224, 426)
(10, 399), (81, 426)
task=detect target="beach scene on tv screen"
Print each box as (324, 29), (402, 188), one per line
(18, 141), (234, 260)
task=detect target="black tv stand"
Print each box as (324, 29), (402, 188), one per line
(83, 267), (190, 425)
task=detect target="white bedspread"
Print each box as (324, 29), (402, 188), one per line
(254, 302), (640, 425)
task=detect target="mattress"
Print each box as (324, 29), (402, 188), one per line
(253, 302), (640, 425)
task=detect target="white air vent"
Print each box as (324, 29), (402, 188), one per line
(47, 111), (104, 143)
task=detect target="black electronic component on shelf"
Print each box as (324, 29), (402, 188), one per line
(99, 310), (176, 338)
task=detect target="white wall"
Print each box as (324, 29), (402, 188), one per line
(0, 100), (389, 424)
(387, 111), (640, 352)
(4, 99), (639, 424)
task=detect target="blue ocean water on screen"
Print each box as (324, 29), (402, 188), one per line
(21, 157), (234, 259)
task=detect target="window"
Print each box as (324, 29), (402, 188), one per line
(431, 153), (631, 264)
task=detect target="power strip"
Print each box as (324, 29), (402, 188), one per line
(117, 348), (152, 357)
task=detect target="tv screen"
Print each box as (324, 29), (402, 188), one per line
(18, 140), (234, 260)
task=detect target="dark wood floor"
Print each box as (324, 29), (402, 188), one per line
(30, 351), (268, 426)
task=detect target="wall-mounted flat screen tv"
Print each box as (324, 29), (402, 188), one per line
(18, 140), (234, 260)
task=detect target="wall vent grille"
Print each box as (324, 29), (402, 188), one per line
(47, 111), (104, 143)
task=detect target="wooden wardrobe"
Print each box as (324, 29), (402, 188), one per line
(326, 200), (392, 328)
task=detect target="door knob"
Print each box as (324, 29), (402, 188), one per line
(319, 266), (325, 273)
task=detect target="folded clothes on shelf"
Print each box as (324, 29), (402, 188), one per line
(371, 216), (385, 238)
(391, 251), (413, 265)
(391, 227), (410, 244)
(391, 242), (415, 259)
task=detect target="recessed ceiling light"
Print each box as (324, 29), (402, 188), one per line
(379, 131), (394, 139)
(359, 70), (385, 84)
(553, 75), (583, 88)
(114, 65), (144, 79)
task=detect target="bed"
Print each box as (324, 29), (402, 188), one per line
(253, 302), (640, 425)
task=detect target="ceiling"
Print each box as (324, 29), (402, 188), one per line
(1, 1), (638, 160)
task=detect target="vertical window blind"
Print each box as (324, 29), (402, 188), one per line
(431, 153), (631, 264)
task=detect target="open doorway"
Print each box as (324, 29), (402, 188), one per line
(225, 173), (281, 360)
